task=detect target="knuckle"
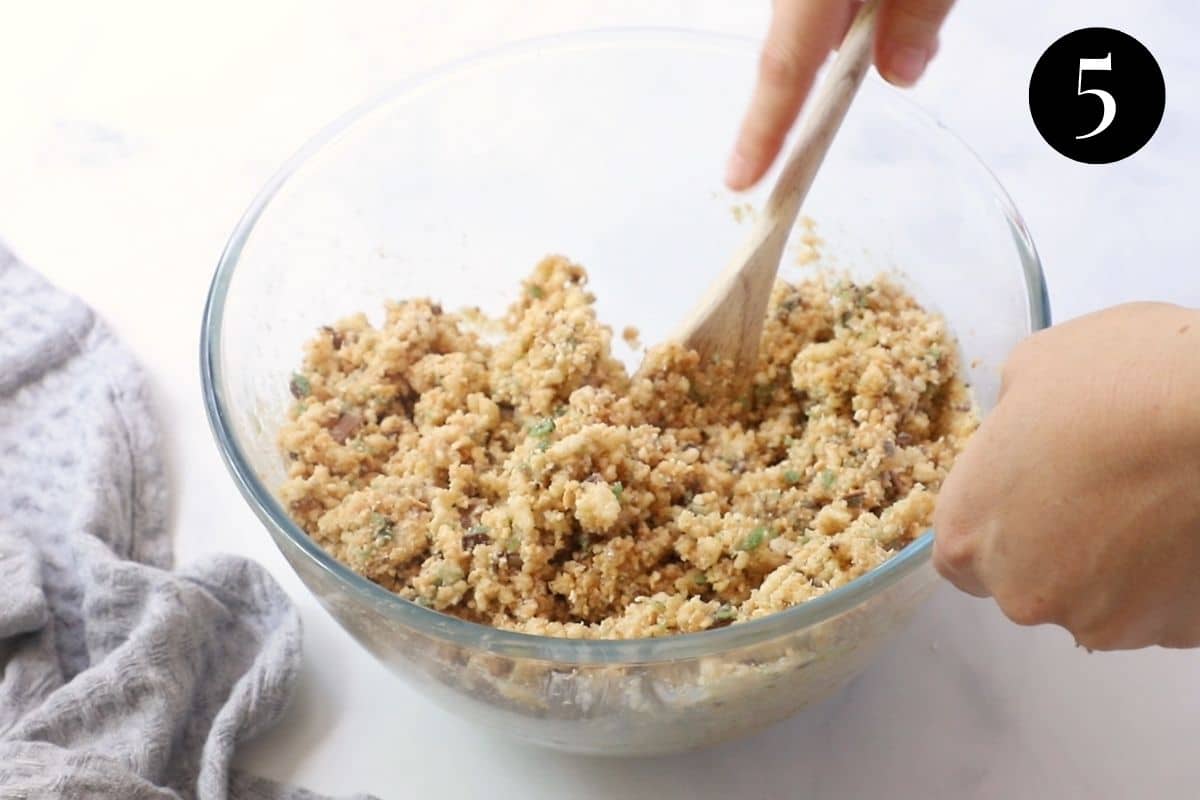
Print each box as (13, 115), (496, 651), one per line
(1156, 623), (1200, 650)
(1158, 633), (1200, 650)
(932, 492), (973, 558)
(932, 524), (973, 578)
(1071, 624), (1122, 652)
(930, 547), (956, 581)
(995, 590), (1057, 628)
(932, 502), (978, 580)
(1071, 609), (1166, 651)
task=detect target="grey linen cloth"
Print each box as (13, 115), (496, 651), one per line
(0, 243), (373, 800)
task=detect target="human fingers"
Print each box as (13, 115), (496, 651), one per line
(725, 0), (857, 190)
(875, 0), (955, 86)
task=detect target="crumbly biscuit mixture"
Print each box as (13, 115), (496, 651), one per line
(279, 256), (976, 639)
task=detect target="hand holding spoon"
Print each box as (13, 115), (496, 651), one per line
(658, 0), (881, 385)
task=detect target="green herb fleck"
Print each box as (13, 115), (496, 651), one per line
(737, 526), (768, 551)
(526, 284), (545, 299)
(821, 469), (837, 489)
(714, 604), (737, 621)
(927, 346), (943, 364)
(784, 469), (802, 485)
(289, 373), (311, 399)
(436, 565), (464, 586)
(553, 405), (569, 418)
(506, 535), (521, 553)
(611, 482), (624, 501)
(536, 438), (551, 452)
(296, 402), (309, 414)
(528, 418), (556, 437)
(776, 297), (801, 320)
(370, 513), (394, 542)
(577, 532), (591, 551)
(691, 570), (710, 586)
(415, 596), (433, 608)
(469, 524), (490, 536)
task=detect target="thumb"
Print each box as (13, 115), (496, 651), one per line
(875, 0), (955, 87)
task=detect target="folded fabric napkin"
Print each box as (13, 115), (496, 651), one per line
(0, 243), (373, 799)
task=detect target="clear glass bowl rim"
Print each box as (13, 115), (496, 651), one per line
(200, 27), (1051, 665)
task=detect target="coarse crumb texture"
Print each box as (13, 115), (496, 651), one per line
(279, 256), (977, 639)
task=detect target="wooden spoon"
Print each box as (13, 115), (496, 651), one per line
(660, 0), (881, 385)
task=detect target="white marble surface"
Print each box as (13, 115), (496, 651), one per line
(2, 1), (1198, 797)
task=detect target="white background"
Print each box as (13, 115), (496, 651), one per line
(2, 1), (1198, 797)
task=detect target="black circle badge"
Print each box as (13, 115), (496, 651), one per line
(1029, 27), (1165, 164)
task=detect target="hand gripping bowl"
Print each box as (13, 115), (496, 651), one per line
(201, 30), (1050, 756)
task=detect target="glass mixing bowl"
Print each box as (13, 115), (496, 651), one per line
(201, 29), (1049, 755)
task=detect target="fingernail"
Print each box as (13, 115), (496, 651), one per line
(883, 45), (929, 87)
(725, 151), (753, 190)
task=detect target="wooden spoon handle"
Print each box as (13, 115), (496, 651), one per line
(670, 0), (881, 383)
(766, 0), (881, 226)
